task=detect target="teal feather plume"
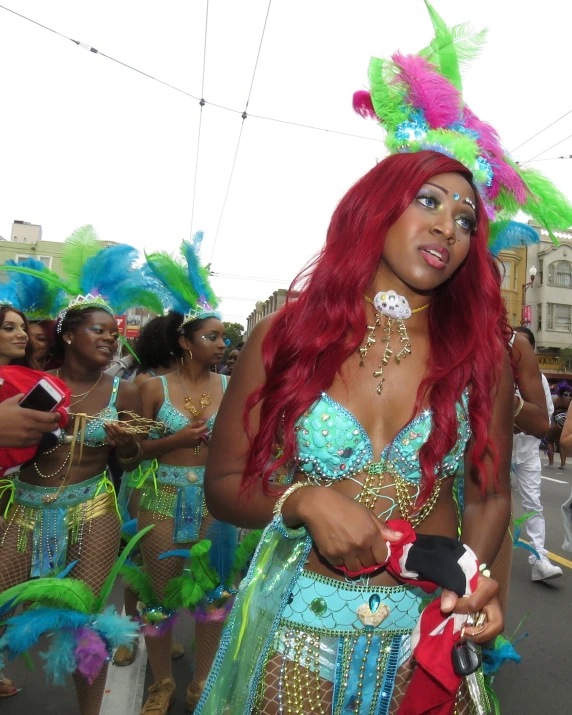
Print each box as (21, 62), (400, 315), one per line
(488, 221), (540, 257)
(40, 629), (77, 686)
(0, 258), (68, 318)
(95, 606), (139, 648)
(144, 250), (194, 313)
(0, 607), (89, 654)
(61, 225), (102, 295)
(0, 578), (95, 614)
(205, 520), (237, 586)
(0, 264), (72, 296)
(181, 234), (219, 310)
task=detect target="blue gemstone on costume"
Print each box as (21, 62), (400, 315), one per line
(453, 193), (460, 200)
(369, 594), (381, 613)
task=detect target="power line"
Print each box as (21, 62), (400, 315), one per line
(0, 4), (379, 146)
(511, 108), (572, 153)
(526, 133), (572, 163)
(209, 0), (273, 264)
(190, 0), (209, 238)
(523, 155), (572, 163)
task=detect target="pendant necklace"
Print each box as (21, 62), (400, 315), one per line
(177, 369), (211, 416)
(359, 291), (430, 394)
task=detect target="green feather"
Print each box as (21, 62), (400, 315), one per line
(519, 167), (572, 237)
(367, 57), (408, 131)
(164, 575), (204, 610)
(119, 564), (157, 606)
(118, 334), (141, 364)
(61, 225), (102, 295)
(189, 540), (219, 592)
(420, 21), (487, 86)
(144, 251), (196, 312)
(115, 287), (165, 316)
(421, 0), (461, 90)
(229, 530), (262, 585)
(0, 264), (72, 296)
(94, 524), (154, 612)
(0, 579), (95, 614)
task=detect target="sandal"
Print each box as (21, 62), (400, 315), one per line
(113, 640), (139, 667)
(140, 678), (176, 715)
(185, 680), (206, 713)
(0, 677), (20, 698)
(171, 642), (185, 660)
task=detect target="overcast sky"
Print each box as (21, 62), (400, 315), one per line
(1, 0), (571, 326)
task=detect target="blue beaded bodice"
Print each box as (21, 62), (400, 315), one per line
(294, 390), (470, 484)
(153, 374), (227, 438)
(67, 376), (120, 448)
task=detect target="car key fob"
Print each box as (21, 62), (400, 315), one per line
(451, 638), (481, 676)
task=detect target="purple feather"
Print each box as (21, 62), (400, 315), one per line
(392, 53), (461, 128)
(191, 599), (234, 623)
(74, 627), (109, 684)
(352, 90), (377, 119)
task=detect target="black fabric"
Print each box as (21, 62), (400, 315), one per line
(405, 534), (468, 596)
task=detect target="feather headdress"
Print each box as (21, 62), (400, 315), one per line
(0, 257), (68, 319)
(353, 0), (572, 251)
(0, 225), (163, 330)
(145, 231), (220, 331)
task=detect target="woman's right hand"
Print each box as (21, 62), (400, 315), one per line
(283, 486), (403, 573)
(173, 419), (208, 449)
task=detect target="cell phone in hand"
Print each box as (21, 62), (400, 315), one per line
(19, 378), (65, 412)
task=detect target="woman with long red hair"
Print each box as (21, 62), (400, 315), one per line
(194, 6), (572, 712)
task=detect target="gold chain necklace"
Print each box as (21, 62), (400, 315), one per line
(176, 369), (211, 416)
(359, 294), (429, 394)
(57, 369), (103, 408)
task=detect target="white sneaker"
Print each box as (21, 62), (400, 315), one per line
(531, 557), (563, 581)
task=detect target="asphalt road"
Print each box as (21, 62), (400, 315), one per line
(2, 451), (570, 714)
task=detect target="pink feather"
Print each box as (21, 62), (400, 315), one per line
(392, 53), (461, 128)
(74, 627), (109, 684)
(352, 90), (377, 119)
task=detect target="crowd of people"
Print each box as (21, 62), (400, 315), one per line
(2, 4), (572, 715)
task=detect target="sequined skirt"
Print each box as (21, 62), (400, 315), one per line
(1, 473), (117, 578)
(138, 463), (206, 543)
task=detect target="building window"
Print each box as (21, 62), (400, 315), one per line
(548, 260), (572, 288)
(500, 261), (511, 290)
(547, 303), (572, 332)
(16, 255), (52, 269)
(538, 259), (543, 286)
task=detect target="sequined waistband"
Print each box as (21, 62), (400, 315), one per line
(11, 472), (107, 510)
(153, 463), (205, 488)
(280, 570), (425, 634)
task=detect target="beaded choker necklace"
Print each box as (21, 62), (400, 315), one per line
(359, 291), (430, 394)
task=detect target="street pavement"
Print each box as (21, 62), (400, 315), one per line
(2, 451), (571, 714)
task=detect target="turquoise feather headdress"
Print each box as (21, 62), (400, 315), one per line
(353, 0), (572, 253)
(145, 232), (221, 330)
(0, 257), (68, 320)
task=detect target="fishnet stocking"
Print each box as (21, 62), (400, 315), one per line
(489, 524), (513, 615)
(0, 522), (33, 593)
(138, 509), (189, 684)
(255, 653), (334, 715)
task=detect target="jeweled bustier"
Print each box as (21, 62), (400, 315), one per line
(294, 390), (470, 484)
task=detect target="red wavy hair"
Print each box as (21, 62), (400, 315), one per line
(243, 151), (508, 502)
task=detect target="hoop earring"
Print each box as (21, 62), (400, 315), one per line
(180, 350), (193, 367)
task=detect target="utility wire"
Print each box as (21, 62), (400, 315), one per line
(526, 133), (572, 163)
(190, 0), (209, 238)
(0, 4), (379, 145)
(511, 108), (572, 153)
(209, 0), (273, 264)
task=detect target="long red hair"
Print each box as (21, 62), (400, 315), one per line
(243, 151), (508, 501)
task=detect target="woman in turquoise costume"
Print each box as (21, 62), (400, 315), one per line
(196, 5), (572, 715)
(135, 235), (234, 715)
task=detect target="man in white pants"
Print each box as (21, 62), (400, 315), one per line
(513, 326), (562, 581)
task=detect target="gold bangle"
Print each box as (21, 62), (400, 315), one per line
(118, 442), (141, 465)
(514, 395), (524, 418)
(272, 482), (312, 520)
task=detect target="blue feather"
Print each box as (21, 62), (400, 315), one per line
(0, 597), (18, 618)
(121, 519), (138, 537)
(0, 608), (89, 655)
(158, 549), (190, 560)
(205, 520), (238, 585)
(489, 221), (540, 257)
(181, 235), (218, 309)
(93, 606), (139, 648)
(80, 244), (137, 297)
(56, 560), (79, 579)
(1, 258), (67, 316)
(40, 629), (77, 685)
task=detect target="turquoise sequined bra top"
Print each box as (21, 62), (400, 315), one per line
(294, 390), (470, 485)
(153, 374), (228, 438)
(68, 376), (120, 448)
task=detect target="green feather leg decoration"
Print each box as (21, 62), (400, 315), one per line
(0, 579), (95, 615)
(119, 564), (157, 606)
(367, 57), (409, 131)
(61, 225), (102, 296)
(94, 524), (154, 612)
(163, 576), (205, 611)
(229, 530), (263, 586)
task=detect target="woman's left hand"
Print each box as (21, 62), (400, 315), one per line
(104, 422), (137, 451)
(440, 575), (504, 644)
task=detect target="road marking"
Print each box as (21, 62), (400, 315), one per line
(546, 550), (572, 570)
(100, 610), (147, 715)
(541, 475), (568, 483)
